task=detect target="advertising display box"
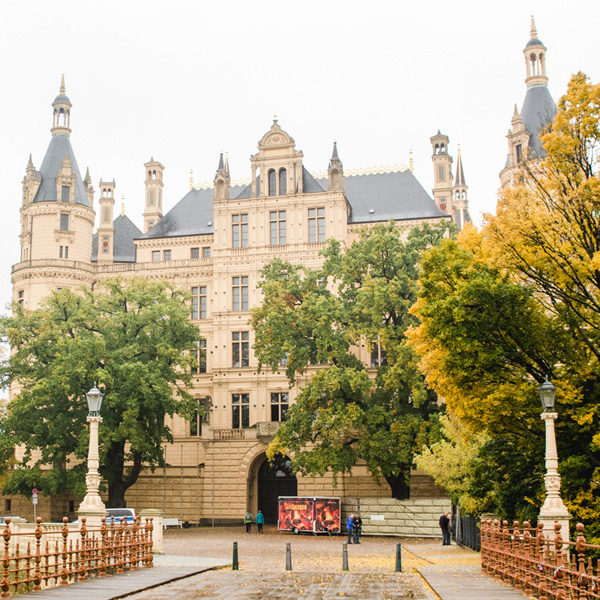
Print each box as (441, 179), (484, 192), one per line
(277, 496), (341, 535)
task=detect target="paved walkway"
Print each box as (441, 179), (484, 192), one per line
(403, 539), (531, 599)
(16, 530), (532, 600)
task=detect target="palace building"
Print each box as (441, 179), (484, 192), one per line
(7, 75), (472, 520)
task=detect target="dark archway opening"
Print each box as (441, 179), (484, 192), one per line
(257, 455), (297, 525)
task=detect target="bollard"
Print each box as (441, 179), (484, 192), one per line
(286, 541), (292, 571)
(232, 541), (239, 570)
(395, 542), (402, 572)
(342, 542), (349, 571)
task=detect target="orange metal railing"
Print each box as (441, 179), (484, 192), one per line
(0, 516), (153, 598)
(481, 519), (600, 599)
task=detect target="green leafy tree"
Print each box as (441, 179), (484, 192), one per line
(251, 222), (451, 498)
(411, 74), (600, 534)
(0, 278), (200, 507)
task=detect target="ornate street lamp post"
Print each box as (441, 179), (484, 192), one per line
(77, 384), (107, 522)
(538, 378), (570, 539)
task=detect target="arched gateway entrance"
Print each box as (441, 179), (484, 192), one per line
(257, 455), (297, 524)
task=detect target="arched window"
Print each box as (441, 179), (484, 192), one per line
(268, 169), (276, 196)
(278, 168), (287, 195)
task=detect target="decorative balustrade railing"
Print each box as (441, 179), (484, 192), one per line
(0, 515), (153, 598)
(481, 519), (600, 599)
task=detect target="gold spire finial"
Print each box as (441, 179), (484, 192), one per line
(60, 74), (66, 94)
(409, 148), (414, 172)
(121, 196), (125, 217)
(190, 169), (194, 190)
(530, 15), (537, 38)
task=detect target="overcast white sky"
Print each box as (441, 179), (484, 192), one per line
(0, 0), (598, 314)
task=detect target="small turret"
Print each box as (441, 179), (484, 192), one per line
(97, 180), (115, 264)
(143, 158), (164, 233)
(328, 141), (344, 191)
(214, 152), (230, 203)
(453, 146), (470, 229)
(524, 16), (548, 89)
(430, 131), (453, 214)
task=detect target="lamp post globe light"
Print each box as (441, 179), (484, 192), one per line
(538, 378), (570, 539)
(77, 383), (107, 523)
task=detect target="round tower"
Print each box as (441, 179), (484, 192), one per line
(14, 77), (96, 309)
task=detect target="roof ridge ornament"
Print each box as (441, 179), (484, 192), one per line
(530, 15), (537, 38)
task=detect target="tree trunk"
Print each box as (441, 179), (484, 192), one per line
(385, 473), (410, 499)
(106, 450), (143, 508)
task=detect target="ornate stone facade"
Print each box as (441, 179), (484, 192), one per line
(7, 78), (463, 525)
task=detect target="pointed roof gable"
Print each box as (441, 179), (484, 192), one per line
(32, 135), (91, 206)
(91, 214), (143, 263)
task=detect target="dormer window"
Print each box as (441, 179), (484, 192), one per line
(61, 185), (70, 203)
(279, 168), (287, 195)
(60, 213), (69, 231)
(268, 169), (277, 196)
(516, 144), (523, 163)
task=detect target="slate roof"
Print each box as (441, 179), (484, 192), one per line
(32, 135), (90, 207)
(141, 185), (244, 239)
(139, 168), (445, 241)
(316, 170), (447, 223)
(521, 85), (556, 157)
(525, 37), (544, 48)
(92, 215), (143, 263)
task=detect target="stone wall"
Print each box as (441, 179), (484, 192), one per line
(342, 497), (451, 538)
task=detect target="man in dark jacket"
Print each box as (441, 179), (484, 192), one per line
(352, 513), (362, 544)
(439, 512), (451, 545)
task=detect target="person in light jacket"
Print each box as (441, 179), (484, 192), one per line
(244, 511), (253, 534)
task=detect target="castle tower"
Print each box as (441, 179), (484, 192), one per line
(143, 159), (164, 232)
(500, 17), (556, 187)
(452, 146), (470, 230)
(214, 153), (230, 203)
(97, 180), (116, 264)
(328, 142), (344, 191)
(14, 77), (96, 308)
(430, 131), (453, 215)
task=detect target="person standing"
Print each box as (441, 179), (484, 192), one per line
(256, 509), (265, 533)
(244, 510), (253, 534)
(346, 513), (354, 544)
(439, 512), (451, 545)
(352, 513), (362, 544)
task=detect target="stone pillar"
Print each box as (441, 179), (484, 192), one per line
(538, 412), (570, 540)
(140, 509), (164, 554)
(77, 416), (107, 527)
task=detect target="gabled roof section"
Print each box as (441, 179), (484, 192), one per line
(140, 184), (243, 239)
(91, 215), (143, 263)
(32, 135), (90, 206)
(316, 170), (447, 223)
(521, 85), (556, 157)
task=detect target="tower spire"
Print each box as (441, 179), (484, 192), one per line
(523, 17), (548, 89)
(51, 75), (72, 136)
(454, 146), (466, 187)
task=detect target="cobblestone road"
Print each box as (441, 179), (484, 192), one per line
(128, 570), (432, 599)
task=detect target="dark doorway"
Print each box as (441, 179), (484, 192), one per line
(257, 455), (297, 525)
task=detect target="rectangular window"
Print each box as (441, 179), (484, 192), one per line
(191, 339), (207, 374)
(102, 235), (109, 254)
(59, 245), (69, 258)
(516, 144), (523, 163)
(370, 338), (388, 367)
(17, 290), (24, 306)
(271, 392), (289, 422)
(202, 247), (211, 258)
(163, 250), (172, 261)
(308, 207), (325, 242)
(191, 286), (207, 319)
(152, 250), (160, 262)
(232, 214), (249, 248)
(64, 246), (69, 259)
(59, 246), (63, 258)
(232, 331), (250, 367)
(269, 210), (287, 245)
(60, 213), (69, 231)
(61, 185), (70, 203)
(191, 247), (200, 259)
(232, 393), (250, 429)
(232, 276), (249, 311)
(4, 499), (11, 512)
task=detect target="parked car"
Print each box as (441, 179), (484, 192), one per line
(106, 508), (136, 524)
(0, 516), (26, 524)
